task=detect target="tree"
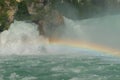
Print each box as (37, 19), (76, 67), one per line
(15, 0), (30, 21)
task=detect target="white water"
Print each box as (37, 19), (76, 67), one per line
(0, 18), (90, 55)
(53, 17), (89, 41)
(0, 15), (120, 55)
(0, 21), (49, 55)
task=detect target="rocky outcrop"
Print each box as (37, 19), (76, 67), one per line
(0, 0), (64, 38)
(43, 10), (64, 37)
(0, 0), (17, 32)
(1, 0), (120, 34)
(25, 0), (64, 37)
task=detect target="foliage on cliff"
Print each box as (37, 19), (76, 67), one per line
(0, 0), (17, 32)
(0, 0), (120, 33)
(15, 0), (30, 21)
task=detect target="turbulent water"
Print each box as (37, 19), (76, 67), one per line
(0, 15), (120, 80)
(0, 55), (120, 80)
(0, 21), (49, 55)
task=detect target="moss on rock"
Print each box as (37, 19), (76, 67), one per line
(1, 0), (120, 33)
(15, 0), (30, 21)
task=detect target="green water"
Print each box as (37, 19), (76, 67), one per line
(0, 54), (120, 80)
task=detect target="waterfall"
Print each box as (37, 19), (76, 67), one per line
(51, 17), (88, 41)
(0, 15), (120, 55)
(0, 17), (87, 55)
(0, 21), (49, 55)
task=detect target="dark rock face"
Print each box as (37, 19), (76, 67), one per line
(43, 10), (64, 37)
(1, 0), (120, 34)
(15, 0), (30, 21)
(0, 0), (17, 32)
(0, 0), (64, 37)
(26, 0), (64, 37)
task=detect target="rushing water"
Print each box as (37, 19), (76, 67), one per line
(0, 21), (49, 55)
(0, 15), (120, 80)
(0, 55), (120, 80)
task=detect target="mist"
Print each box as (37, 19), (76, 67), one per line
(0, 0), (120, 54)
(0, 1), (120, 80)
(51, 1), (120, 50)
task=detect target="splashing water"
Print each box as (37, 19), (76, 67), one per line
(0, 15), (120, 56)
(0, 21), (49, 55)
(0, 16), (120, 80)
(0, 17), (90, 56)
(53, 17), (89, 41)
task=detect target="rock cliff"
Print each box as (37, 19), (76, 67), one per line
(0, 0), (120, 36)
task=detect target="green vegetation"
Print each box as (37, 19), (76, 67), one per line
(15, 1), (30, 21)
(0, 0), (120, 32)
(0, 0), (6, 8)
(0, 0), (8, 32)
(0, 13), (9, 32)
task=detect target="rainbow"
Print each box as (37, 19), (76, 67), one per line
(49, 38), (120, 57)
